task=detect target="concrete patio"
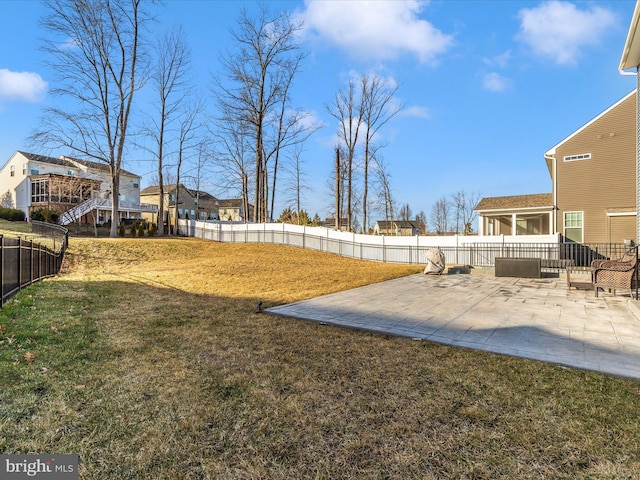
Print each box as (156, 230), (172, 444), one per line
(266, 272), (640, 381)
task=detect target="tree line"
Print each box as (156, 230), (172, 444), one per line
(395, 190), (482, 236)
(31, 0), (476, 237)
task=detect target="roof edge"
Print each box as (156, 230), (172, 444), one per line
(620, 0), (640, 71)
(544, 90), (636, 156)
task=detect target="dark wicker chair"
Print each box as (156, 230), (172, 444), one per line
(592, 250), (638, 297)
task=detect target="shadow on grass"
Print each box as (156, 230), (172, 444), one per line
(3, 276), (640, 479)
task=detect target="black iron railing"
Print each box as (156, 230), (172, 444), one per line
(0, 222), (68, 306)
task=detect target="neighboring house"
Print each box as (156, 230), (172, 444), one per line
(218, 198), (252, 222)
(476, 90), (637, 243)
(140, 184), (197, 227)
(141, 184), (252, 225)
(191, 189), (220, 221)
(0, 151), (148, 224)
(323, 218), (350, 231)
(373, 220), (420, 236)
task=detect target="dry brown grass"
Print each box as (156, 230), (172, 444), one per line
(2, 237), (639, 479)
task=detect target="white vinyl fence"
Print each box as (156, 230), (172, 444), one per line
(178, 220), (564, 267)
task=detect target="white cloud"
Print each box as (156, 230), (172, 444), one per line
(299, 0), (454, 64)
(483, 50), (511, 68)
(516, 1), (617, 66)
(0, 69), (48, 102)
(483, 72), (512, 92)
(401, 105), (430, 119)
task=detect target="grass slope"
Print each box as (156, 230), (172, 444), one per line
(1, 237), (639, 479)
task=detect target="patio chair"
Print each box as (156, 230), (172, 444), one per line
(592, 249), (638, 297)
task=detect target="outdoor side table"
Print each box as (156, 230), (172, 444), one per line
(566, 265), (594, 290)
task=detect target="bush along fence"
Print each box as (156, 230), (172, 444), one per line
(1, 221), (69, 306)
(178, 220), (631, 270)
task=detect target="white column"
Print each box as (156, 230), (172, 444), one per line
(512, 213), (517, 235)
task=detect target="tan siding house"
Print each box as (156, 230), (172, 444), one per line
(140, 184), (197, 228)
(476, 91), (637, 244)
(545, 91), (636, 243)
(373, 220), (419, 236)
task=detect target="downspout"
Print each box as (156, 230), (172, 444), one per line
(544, 152), (557, 238)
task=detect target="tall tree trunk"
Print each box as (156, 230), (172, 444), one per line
(335, 147), (340, 230)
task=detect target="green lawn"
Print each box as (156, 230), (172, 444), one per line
(1, 237), (638, 479)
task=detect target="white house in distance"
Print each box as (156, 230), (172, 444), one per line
(0, 151), (154, 224)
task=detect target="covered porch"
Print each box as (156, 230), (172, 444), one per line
(475, 193), (554, 236)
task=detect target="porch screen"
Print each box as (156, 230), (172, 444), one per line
(564, 211), (583, 243)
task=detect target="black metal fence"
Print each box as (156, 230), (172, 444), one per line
(439, 242), (633, 270)
(1, 222), (68, 306)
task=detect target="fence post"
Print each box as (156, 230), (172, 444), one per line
(30, 240), (33, 286)
(383, 235), (386, 263)
(18, 237), (22, 296)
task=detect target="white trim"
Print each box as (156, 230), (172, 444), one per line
(620, 0), (640, 71)
(545, 90), (636, 156)
(606, 211), (637, 217)
(476, 206), (554, 214)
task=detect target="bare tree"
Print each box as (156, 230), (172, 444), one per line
(36, 0), (151, 237)
(173, 98), (203, 235)
(264, 53), (318, 221)
(373, 154), (395, 228)
(415, 210), (428, 235)
(360, 73), (401, 233)
(451, 190), (482, 235)
(431, 197), (451, 235)
(398, 203), (412, 221)
(327, 79), (364, 231)
(327, 146), (349, 229)
(284, 145), (309, 222)
(216, 5), (305, 223)
(147, 27), (192, 235)
(192, 141), (216, 220)
(212, 112), (253, 223)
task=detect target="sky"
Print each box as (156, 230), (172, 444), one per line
(1, 0), (638, 226)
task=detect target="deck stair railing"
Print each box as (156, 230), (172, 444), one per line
(59, 198), (109, 225)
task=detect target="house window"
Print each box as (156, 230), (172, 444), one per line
(22, 164), (26, 175)
(133, 182), (139, 189)
(564, 211), (583, 243)
(31, 178), (49, 203)
(563, 153), (591, 162)
(10, 165), (15, 177)
(30, 166), (39, 175)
